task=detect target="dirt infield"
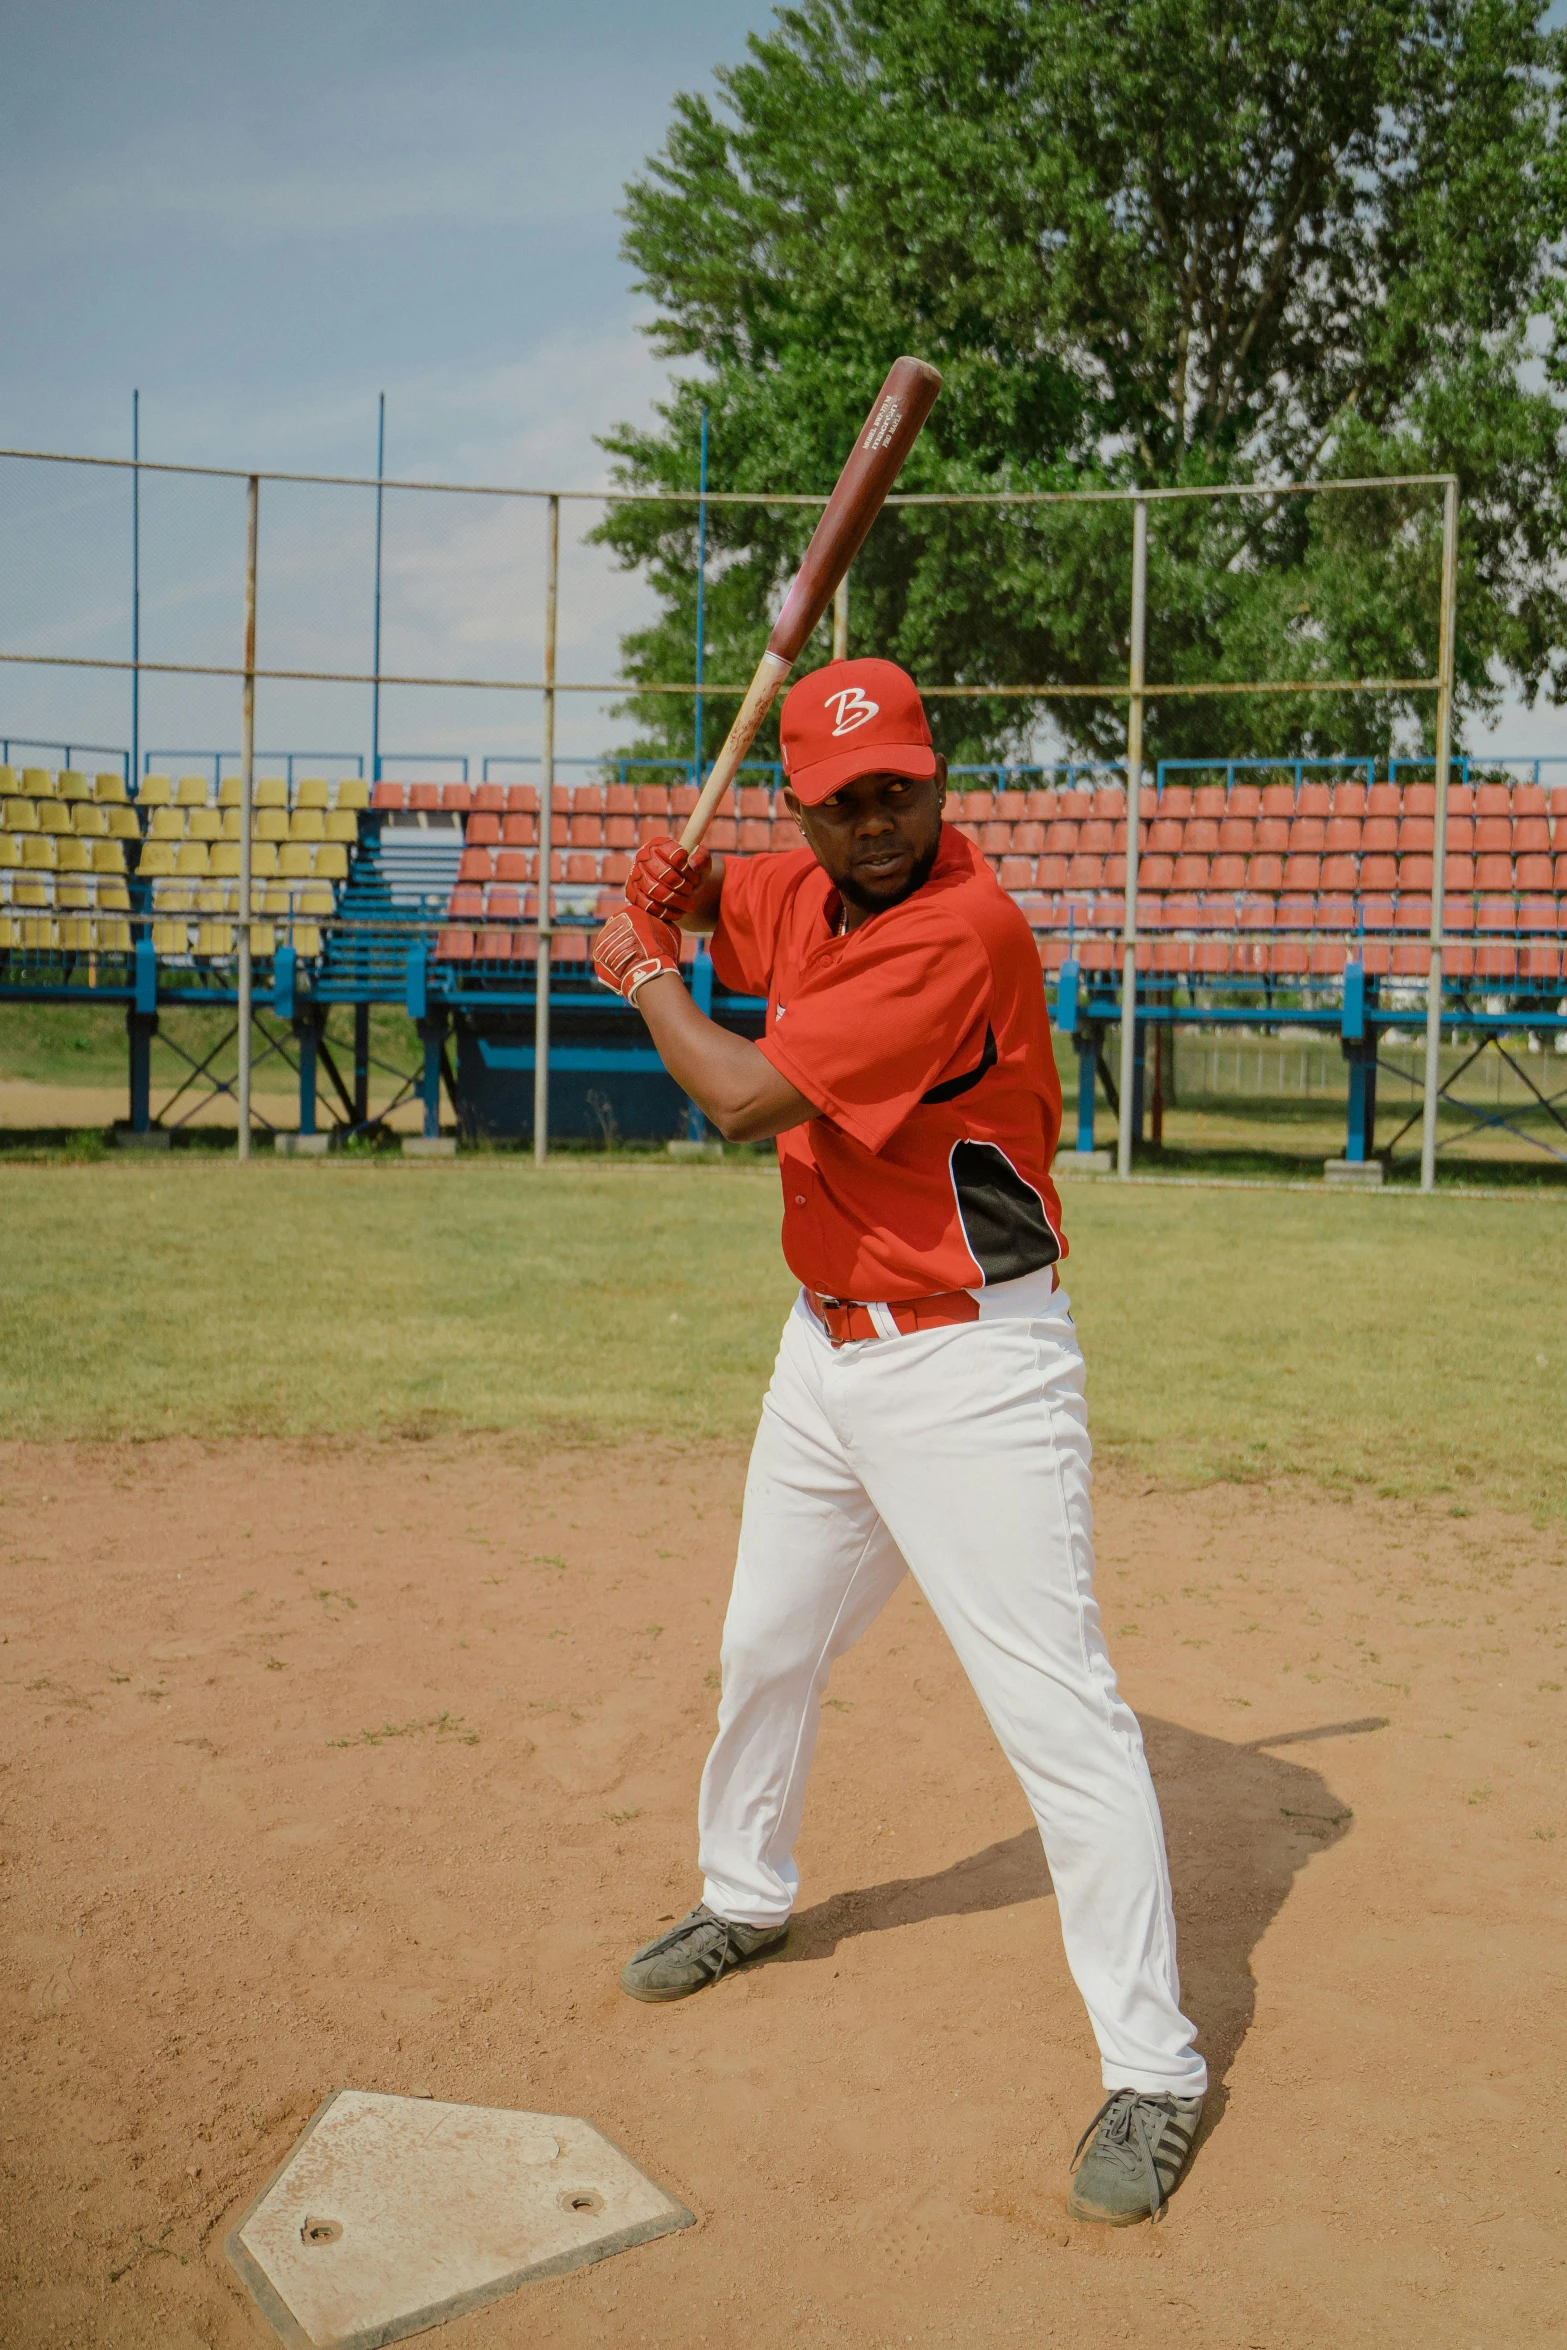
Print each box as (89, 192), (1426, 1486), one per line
(2, 1436), (1563, 2349)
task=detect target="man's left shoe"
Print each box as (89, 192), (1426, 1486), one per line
(1067, 2088), (1203, 2224)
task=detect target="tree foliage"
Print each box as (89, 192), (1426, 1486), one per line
(595, 0), (1566, 771)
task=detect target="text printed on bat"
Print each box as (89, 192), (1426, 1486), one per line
(825, 688), (880, 735)
(861, 395), (905, 452)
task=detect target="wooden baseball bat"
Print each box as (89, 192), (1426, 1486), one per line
(678, 355), (943, 853)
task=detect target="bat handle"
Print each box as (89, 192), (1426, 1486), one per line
(679, 652), (792, 854)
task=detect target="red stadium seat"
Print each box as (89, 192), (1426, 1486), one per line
(1405, 782), (1436, 815)
(1172, 853), (1209, 889)
(1390, 942), (1428, 977)
(1360, 854), (1397, 890)
(1184, 817), (1220, 854)
(1443, 852), (1476, 889)
(1556, 854), (1567, 890)
(1361, 815), (1398, 853)
(1036, 854), (1069, 889)
(1316, 893), (1354, 929)
(605, 783), (635, 816)
(1298, 782), (1332, 816)
(1518, 893), (1557, 931)
(409, 783), (440, 811)
(1210, 854), (1248, 889)
(1517, 854), (1554, 890)
(473, 782), (505, 813)
(495, 849), (531, 883)
(1080, 818), (1115, 853)
(1158, 784), (1194, 818)
(1288, 815), (1326, 851)
(1139, 854), (1175, 890)
(1441, 894), (1475, 930)
(436, 927), (474, 960)
(1520, 941), (1563, 982)
(500, 813), (537, 846)
(1228, 783), (1262, 817)
(1269, 940), (1310, 976)
(1282, 854), (1321, 890)
(487, 884), (522, 918)
(467, 813), (502, 847)
(449, 883), (484, 918)
(565, 852), (597, 883)
(1057, 788), (1092, 819)
(1248, 853), (1285, 890)
(1549, 785), (1567, 820)
(1000, 855), (1035, 890)
(1443, 940), (1476, 977)
(1477, 893), (1516, 930)
(1475, 854), (1513, 889)
(1368, 782), (1401, 815)
(1324, 815), (1361, 852)
(371, 781), (406, 810)
(568, 815), (604, 848)
(1318, 854), (1357, 889)
(1191, 937), (1232, 975)
(769, 818), (797, 851)
(1447, 781), (1474, 814)
(1218, 816), (1255, 853)
(1310, 936), (1349, 975)
(707, 817), (737, 851)
(1397, 815), (1434, 851)
(634, 783), (670, 816)
(1260, 782), (1295, 816)
(739, 818), (771, 852)
(1012, 821), (1046, 854)
(1474, 940), (1518, 979)
(1359, 894), (1395, 929)
(1446, 813), (1474, 849)
(1091, 785), (1125, 818)
(1066, 854), (1104, 888)
(441, 784), (472, 814)
(671, 785), (700, 817)
(1104, 854), (1127, 888)
(1333, 780), (1368, 815)
(603, 851), (632, 883)
(1152, 938), (1191, 973)
(1148, 818), (1182, 854)
(458, 846), (493, 882)
(1474, 815), (1510, 852)
(1475, 782), (1511, 815)
(1254, 816), (1289, 853)
(505, 783), (538, 814)
(1046, 818), (1080, 853)
(605, 815), (636, 849)
(1399, 855), (1434, 891)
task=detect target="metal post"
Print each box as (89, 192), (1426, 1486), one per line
(1420, 478), (1459, 1193)
(372, 393), (385, 783)
(131, 391), (140, 794)
(832, 572), (849, 662)
(694, 405), (708, 779)
(1116, 498), (1148, 1179)
(353, 999), (370, 1127)
(237, 475), (258, 1161)
(533, 494), (559, 1165)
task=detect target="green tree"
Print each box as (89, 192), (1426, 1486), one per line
(596, 0), (1566, 772)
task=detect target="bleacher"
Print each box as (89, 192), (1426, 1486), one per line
(379, 768), (1567, 988)
(0, 766), (139, 953)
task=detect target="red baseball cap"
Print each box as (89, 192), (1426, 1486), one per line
(778, 657), (937, 806)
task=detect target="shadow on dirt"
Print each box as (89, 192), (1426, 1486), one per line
(779, 1714), (1383, 2091)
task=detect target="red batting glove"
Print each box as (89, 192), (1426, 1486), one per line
(625, 834), (711, 922)
(593, 905), (683, 1005)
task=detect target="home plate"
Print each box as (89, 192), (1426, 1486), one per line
(225, 2090), (694, 2349)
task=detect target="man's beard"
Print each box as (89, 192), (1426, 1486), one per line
(837, 834), (941, 915)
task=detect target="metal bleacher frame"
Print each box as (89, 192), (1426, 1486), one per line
(2, 442), (1562, 1175)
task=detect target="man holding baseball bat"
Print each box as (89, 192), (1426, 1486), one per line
(590, 656), (1207, 2226)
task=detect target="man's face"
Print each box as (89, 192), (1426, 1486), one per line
(782, 760), (948, 916)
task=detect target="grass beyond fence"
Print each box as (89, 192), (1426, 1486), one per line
(1, 1158), (1561, 1520)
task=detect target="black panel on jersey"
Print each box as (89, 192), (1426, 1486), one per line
(949, 1140), (1060, 1284)
(919, 1024), (997, 1105)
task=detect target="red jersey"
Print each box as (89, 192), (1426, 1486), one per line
(710, 827), (1066, 1300)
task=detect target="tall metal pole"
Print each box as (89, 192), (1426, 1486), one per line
(533, 493), (559, 1165)
(832, 572), (849, 661)
(693, 405), (708, 781)
(131, 391), (140, 794)
(1116, 498), (1148, 1179)
(237, 475), (258, 1161)
(371, 393), (385, 783)
(1419, 478), (1459, 1194)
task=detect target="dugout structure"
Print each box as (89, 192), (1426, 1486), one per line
(1, 446), (1563, 1180)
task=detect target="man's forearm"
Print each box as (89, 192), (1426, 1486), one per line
(636, 971), (817, 1142)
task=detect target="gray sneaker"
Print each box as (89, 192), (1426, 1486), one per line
(1068, 2088), (1203, 2223)
(620, 1903), (788, 2003)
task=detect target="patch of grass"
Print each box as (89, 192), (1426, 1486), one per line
(1, 1158), (1563, 1519)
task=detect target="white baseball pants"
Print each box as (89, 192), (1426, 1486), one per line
(698, 1272), (1207, 2099)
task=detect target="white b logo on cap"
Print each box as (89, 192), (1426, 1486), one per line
(824, 686), (879, 737)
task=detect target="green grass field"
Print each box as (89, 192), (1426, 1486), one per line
(2, 1156), (1561, 1520)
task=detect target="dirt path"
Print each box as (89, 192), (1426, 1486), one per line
(1, 1436), (1563, 2348)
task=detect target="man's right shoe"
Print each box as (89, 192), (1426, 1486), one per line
(620, 1903), (788, 2002)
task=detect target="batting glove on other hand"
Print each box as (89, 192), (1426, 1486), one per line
(593, 905), (683, 1005)
(625, 835), (711, 922)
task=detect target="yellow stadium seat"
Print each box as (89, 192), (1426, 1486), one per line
(196, 921), (234, 955)
(138, 773), (172, 805)
(21, 836), (56, 869)
(13, 878), (50, 906)
(72, 801), (108, 836)
(22, 916), (59, 948)
(151, 920), (188, 953)
(195, 883), (228, 913)
(0, 836), (20, 869)
(255, 776), (287, 808)
(107, 806), (140, 840)
(187, 806), (222, 842)
(94, 771), (127, 802)
(323, 809), (358, 843)
(312, 842), (348, 880)
(176, 774), (209, 807)
(0, 914), (17, 948)
(295, 776), (330, 810)
(3, 797), (37, 832)
(22, 768), (54, 795)
(217, 775), (242, 807)
(136, 840), (175, 876)
(149, 805), (185, 839)
(0, 766), (14, 792)
(278, 842), (312, 878)
(335, 776), (370, 811)
(58, 769), (90, 800)
(175, 840), (210, 876)
(289, 807), (325, 841)
(56, 880), (92, 910)
(97, 880), (130, 912)
(55, 836), (90, 873)
(297, 882), (335, 915)
(247, 922), (276, 957)
(250, 840), (280, 877)
(221, 806), (241, 839)
(153, 880), (193, 911)
(210, 842), (240, 877)
(37, 801), (71, 835)
(254, 807), (288, 842)
(261, 881), (291, 915)
(62, 917), (98, 950)
(91, 839), (127, 874)
(292, 925), (323, 957)
(99, 919), (132, 951)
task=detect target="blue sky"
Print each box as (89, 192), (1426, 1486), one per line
(0, 0), (1552, 764)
